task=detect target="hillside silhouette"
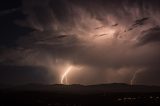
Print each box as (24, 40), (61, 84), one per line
(1, 83), (160, 106)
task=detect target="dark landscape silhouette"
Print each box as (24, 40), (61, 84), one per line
(1, 83), (160, 106)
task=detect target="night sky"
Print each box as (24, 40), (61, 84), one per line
(0, 0), (160, 85)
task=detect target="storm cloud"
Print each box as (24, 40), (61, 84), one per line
(0, 0), (160, 85)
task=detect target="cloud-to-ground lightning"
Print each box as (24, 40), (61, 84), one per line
(130, 70), (144, 85)
(61, 66), (73, 84)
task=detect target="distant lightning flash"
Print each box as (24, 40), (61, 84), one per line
(61, 66), (73, 84)
(130, 70), (144, 85)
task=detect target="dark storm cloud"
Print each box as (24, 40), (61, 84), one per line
(0, 8), (20, 16)
(137, 26), (160, 46)
(134, 67), (160, 85)
(0, 7), (32, 47)
(1, 0), (160, 85)
(0, 65), (54, 85)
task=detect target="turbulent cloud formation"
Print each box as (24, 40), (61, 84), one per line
(0, 0), (160, 85)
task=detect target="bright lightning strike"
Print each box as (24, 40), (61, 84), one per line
(61, 66), (73, 84)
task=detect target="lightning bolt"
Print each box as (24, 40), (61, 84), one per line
(61, 66), (73, 84)
(130, 69), (144, 85)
